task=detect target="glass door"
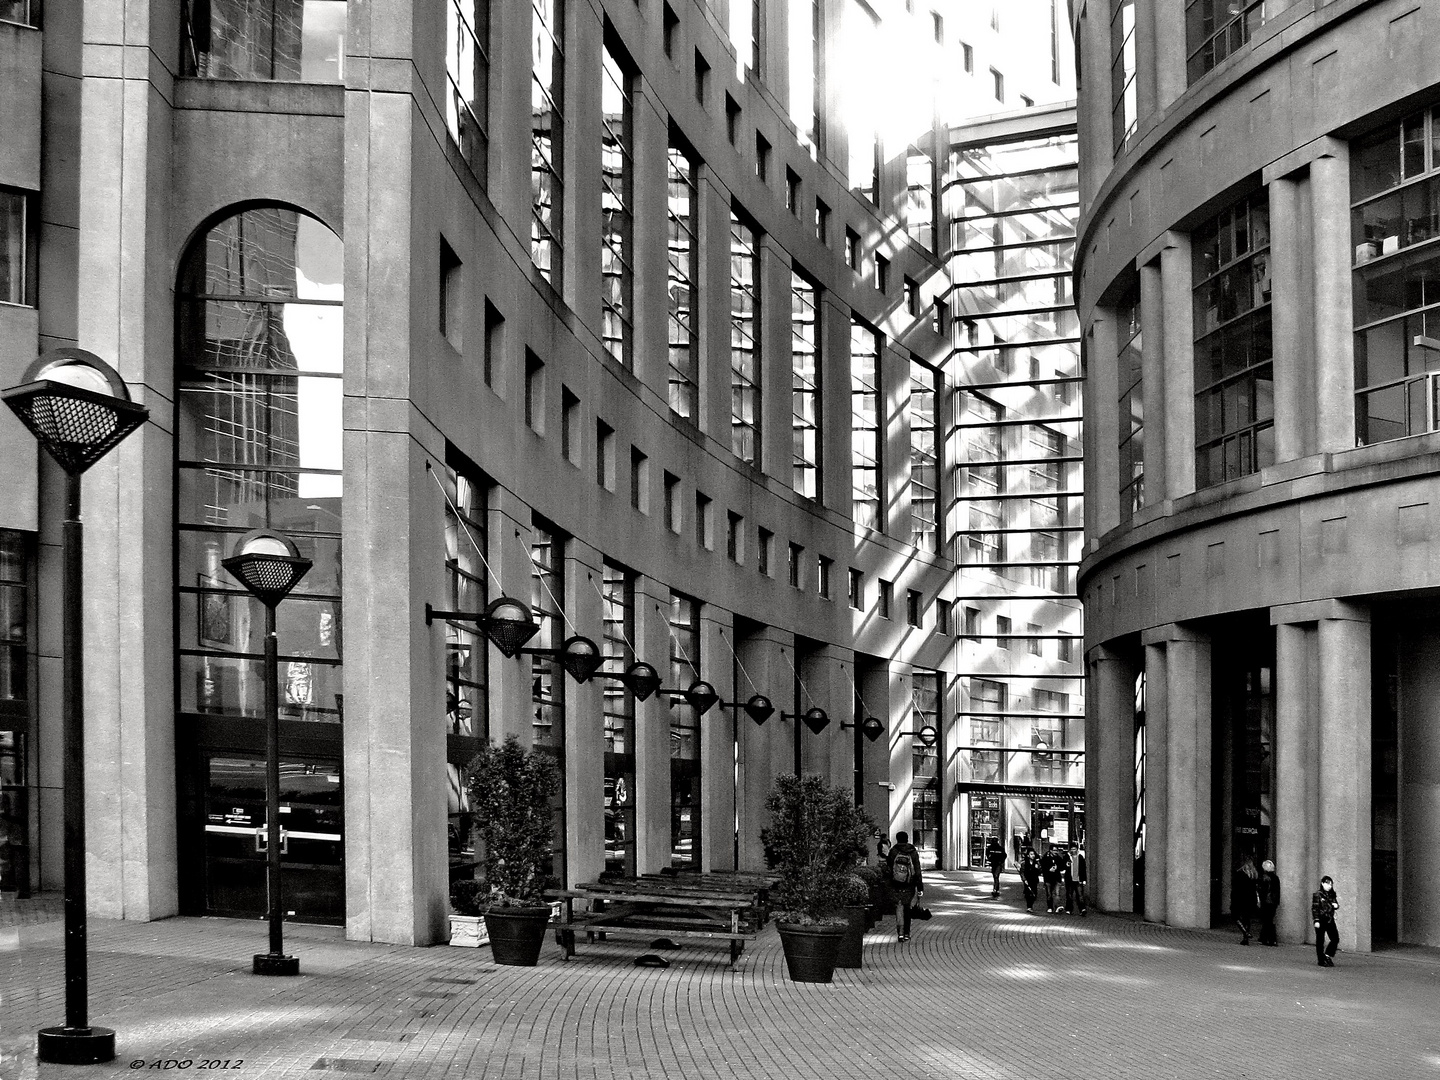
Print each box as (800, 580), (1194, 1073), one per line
(203, 755), (343, 923)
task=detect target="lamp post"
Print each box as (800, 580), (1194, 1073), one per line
(3, 348), (148, 1066)
(221, 529), (312, 977)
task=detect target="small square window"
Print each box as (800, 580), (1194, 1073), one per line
(933, 298), (949, 336)
(561, 387), (580, 464)
(906, 589), (922, 627)
(1021, 94), (1034, 108)
(991, 67), (1004, 102)
(848, 568), (863, 609)
(878, 579), (893, 619)
(758, 528), (773, 576)
(788, 542), (803, 588)
(818, 556), (832, 599)
(664, 472), (682, 533)
(727, 511), (743, 562)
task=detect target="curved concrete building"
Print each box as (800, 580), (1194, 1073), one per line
(1075, 0), (1440, 949)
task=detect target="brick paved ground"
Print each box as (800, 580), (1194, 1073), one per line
(2, 871), (1437, 1080)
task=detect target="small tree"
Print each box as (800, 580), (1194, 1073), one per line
(761, 774), (875, 924)
(464, 735), (558, 909)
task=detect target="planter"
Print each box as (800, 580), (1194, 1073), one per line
(835, 906), (867, 969)
(776, 921), (845, 983)
(484, 906), (553, 966)
(448, 914), (489, 948)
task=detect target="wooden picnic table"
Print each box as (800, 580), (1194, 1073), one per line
(548, 881), (761, 965)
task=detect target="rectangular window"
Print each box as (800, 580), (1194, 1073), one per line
(906, 589), (922, 627)
(445, 0), (490, 179)
(756, 132), (771, 183)
(906, 150), (935, 250)
(667, 146), (700, 422)
(815, 198), (830, 244)
(696, 50), (711, 104)
(529, 520), (567, 883)
(991, 67), (1004, 102)
(964, 606), (980, 638)
(960, 390), (1006, 565)
(597, 419), (615, 488)
(1111, 0), (1137, 152)
(1051, 0), (1062, 83)
(1021, 94), (1034, 108)
(908, 359), (939, 551)
(601, 562), (637, 875)
(531, 0), (565, 282)
(845, 227), (860, 270)
(878, 578), (893, 619)
(1192, 190), (1273, 487)
(669, 592), (702, 867)
(851, 318), (883, 530)
(731, 0), (763, 78)
(911, 672), (941, 855)
(996, 614), (1011, 649)
(0, 187), (33, 306)
(848, 567), (864, 609)
(874, 254), (889, 294)
(663, 3), (679, 58)
(1058, 632), (1074, 662)
(731, 212), (762, 465)
(818, 555), (832, 598)
(1, 1), (37, 28)
(936, 599), (952, 635)
(695, 492), (712, 549)
(788, 542), (803, 588)
(791, 271), (822, 499)
(525, 350), (545, 432)
(932, 11), (944, 42)
(1117, 282), (1145, 519)
(664, 472), (682, 533)
(904, 277), (920, 316)
(601, 41), (635, 368)
(483, 299), (503, 386)
(788, 0), (823, 158)
(440, 238), (463, 348)
(727, 511), (743, 562)
(933, 298), (950, 337)
(726, 93), (741, 143)
(631, 447), (648, 512)
(961, 42), (974, 73)
(184, 0), (348, 84)
(786, 167), (801, 214)
(561, 387), (579, 464)
(758, 527), (773, 576)
(1186, 0), (1267, 83)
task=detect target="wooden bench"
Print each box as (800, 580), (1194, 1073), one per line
(549, 882), (761, 966)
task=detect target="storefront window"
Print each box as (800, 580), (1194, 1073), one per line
(182, 0), (347, 83)
(442, 458), (487, 882)
(911, 673), (941, 865)
(669, 592), (701, 868)
(531, 521), (567, 886)
(602, 563), (636, 876)
(0, 531), (28, 896)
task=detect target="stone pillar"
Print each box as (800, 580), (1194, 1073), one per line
(1089, 647), (1134, 913)
(1139, 259), (1168, 504)
(859, 662), (891, 839)
(634, 578), (673, 874)
(1142, 641), (1169, 924)
(1160, 627), (1211, 929)
(1268, 176), (1306, 462)
(565, 543), (606, 888)
(736, 627), (789, 869)
(1158, 234), (1196, 499)
(1132, 0), (1158, 132)
(700, 610), (737, 871)
(1310, 147), (1355, 453)
(1318, 608), (1372, 951)
(889, 666), (914, 839)
(1271, 616), (1315, 944)
(1151, 0), (1188, 110)
(1088, 313), (1121, 539)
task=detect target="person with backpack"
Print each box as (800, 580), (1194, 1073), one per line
(1019, 841), (1042, 912)
(985, 835), (1006, 898)
(886, 831), (924, 941)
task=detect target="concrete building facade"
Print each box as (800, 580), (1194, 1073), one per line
(0, 0), (1078, 945)
(1075, 0), (1440, 950)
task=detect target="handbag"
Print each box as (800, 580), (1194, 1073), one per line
(912, 905), (932, 921)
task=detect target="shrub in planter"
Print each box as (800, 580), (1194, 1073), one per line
(464, 735), (559, 966)
(447, 880), (489, 947)
(835, 873), (871, 969)
(760, 774), (875, 983)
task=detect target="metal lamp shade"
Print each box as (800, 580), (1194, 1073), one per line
(802, 707), (830, 734)
(559, 635), (603, 682)
(743, 694), (775, 726)
(683, 680), (720, 715)
(484, 596), (540, 658)
(916, 724), (938, 748)
(3, 350), (148, 475)
(861, 716), (885, 742)
(222, 531), (312, 607)
(620, 661), (662, 701)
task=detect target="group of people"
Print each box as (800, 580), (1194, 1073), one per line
(1232, 855), (1343, 967)
(985, 835), (1087, 915)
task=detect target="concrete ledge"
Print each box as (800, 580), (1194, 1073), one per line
(1269, 598), (1370, 625)
(1141, 623), (1209, 645)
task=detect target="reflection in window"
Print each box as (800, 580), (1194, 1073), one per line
(669, 592), (701, 869)
(1116, 283), (1144, 519)
(531, 521), (567, 886)
(443, 461), (487, 883)
(602, 563), (637, 876)
(912, 673), (941, 859)
(0, 188), (31, 306)
(0, 532), (28, 895)
(176, 207), (343, 724)
(791, 272), (821, 497)
(182, 0), (347, 83)
(601, 43), (635, 367)
(1110, 0), (1136, 152)
(667, 149), (699, 421)
(445, 0), (490, 179)
(909, 360), (939, 551)
(851, 319), (882, 530)
(731, 214), (761, 464)
(531, 0), (564, 281)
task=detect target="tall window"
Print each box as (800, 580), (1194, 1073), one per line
(912, 673), (941, 863)
(1185, 0), (1268, 83)
(1192, 191), (1273, 487)
(845, 1), (880, 201)
(531, 0), (564, 282)
(182, 0), (348, 83)
(730, 0), (763, 78)
(0, 189), (31, 306)
(1352, 106), (1440, 444)
(965, 678), (1007, 784)
(669, 592), (702, 869)
(1028, 426), (1067, 591)
(1117, 285), (1144, 518)
(601, 42), (635, 367)
(442, 460), (488, 884)
(851, 319), (883, 530)
(667, 147), (699, 421)
(731, 213), (761, 463)
(1110, 0), (1137, 152)
(960, 391), (1004, 565)
(531, 521), (567, 886)
(788, 0), (822, 157)
(906, 150), (936, 250)
(792, 271), (822, 498)
(176, 207), (344, 725)
(602, 562), (637, 877)
(909, 359), (939, 551)
(445, 0), (491, 178)
(0, 532), (29, 895)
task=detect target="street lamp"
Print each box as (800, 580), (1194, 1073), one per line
(222, 529), (312, 977)
(3, 348), (147, 1066)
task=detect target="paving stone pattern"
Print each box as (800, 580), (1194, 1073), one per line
(2, 873), (1437, 1079)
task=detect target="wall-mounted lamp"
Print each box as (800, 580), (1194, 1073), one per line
(659, 679), (720, 715)
(842, 716), (886, 742)
(781, 706), (830, 734)
(717, 694), (775, 726)
(600, 660), (662, 701)
(424, 598), (603, 682)
(913, 724), (939, 748)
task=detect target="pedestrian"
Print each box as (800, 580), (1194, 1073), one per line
(1311, 874), (1341, 967)
(1042, 844), (1065, 912)
(1020, 841), (1041, 912)
(1066, 842), (1087, 915)
(875, 834), (891, 864)
(985, 835), (1006, 898)
(1256, 859), (1280, 946)
(886, 830), (924, 942)
(1232, 854), (1259, 945)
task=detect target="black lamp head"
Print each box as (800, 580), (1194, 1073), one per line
(802, 706), (830, 734)
(221, 529), (312, 608)
(559, 635), (603, 682)
(683, 680), (720, 715)
(2, 348), (148, 475)
(484, 596), (540, 658)
(743, 694), (775, 725)
(861, 716), (885, 743)
(916, 724), (939, 748)
(620, 661), (662, 701)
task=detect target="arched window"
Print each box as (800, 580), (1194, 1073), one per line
(175, 206), (344, 726)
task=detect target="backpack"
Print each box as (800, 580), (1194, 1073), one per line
(891, 851), (915, 886)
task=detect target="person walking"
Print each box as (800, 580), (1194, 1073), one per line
(1256, 859), (1281, 946)
(887, 831), (925, 942)
(1041, 844), (1065, 912)
(1065, 843), (1087, 915)
(985, 835), (1006, 898)
(1232, 854), (1259, 945)
(1312, 875), (1341, 967)
(1019, 841), (1041, 912)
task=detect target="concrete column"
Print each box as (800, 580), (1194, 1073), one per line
(1158, 234), (1196, 498)
(1139, 259), (1168, 504)
(491, 0), (534, 238)
(735, 627), (789, 869)
(1268, 176), (1306, 462)
(1142, 641), (1169, 924)
(1163, 629), (1211, 929)
(699, 168), (733, 443)
(1318, 609), (1372, 951)
(1311, 148), (1356, 453)
(819, 290), (852, 516)
(565, 543), (606, 888)
(1089, 314), (1121, 539)
(1075, 0), (1113, 206)
(631, 78), (670, 398)
(565, 4), (603, 316)
(1132, 0), (1158, 133)
(1152, 0), (1188, 111)
(634, 578), (673, 874)
(797, 645), (831, 778)
(859, 662), (891, 838)
(1271, 618), (1316, 944)
(700, 610), (737, 871)
(888, 665), (913, 839)
(1089, 648), (1133, 912)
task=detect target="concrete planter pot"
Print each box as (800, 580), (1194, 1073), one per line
(776, 922), (845, 983)
(448, 914), (489, 948)
(484, 906), (553, 966)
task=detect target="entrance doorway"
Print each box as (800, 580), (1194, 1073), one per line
(201, 755), (343, 923)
